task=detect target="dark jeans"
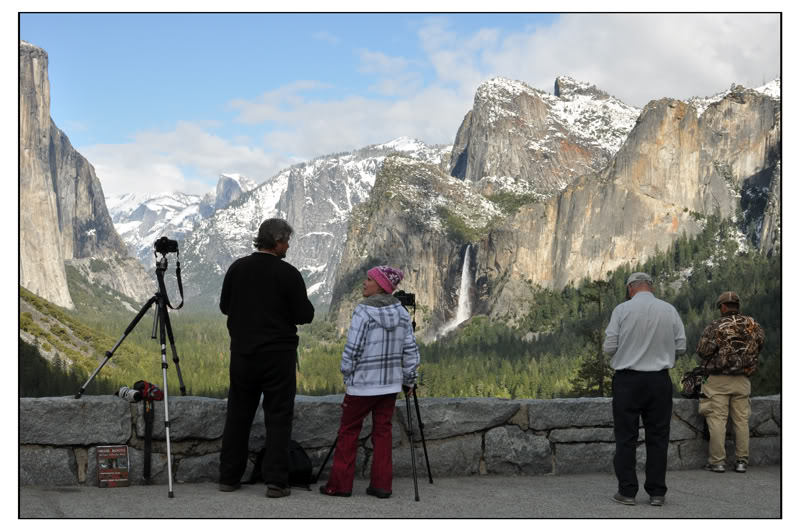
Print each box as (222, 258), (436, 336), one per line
(612, 369), (673, 497)
(219, 350), (296, 487)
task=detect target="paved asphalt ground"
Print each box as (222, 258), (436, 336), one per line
(19, 466), (780, 519)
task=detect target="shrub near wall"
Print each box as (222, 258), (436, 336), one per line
(19, 395), (781, 486)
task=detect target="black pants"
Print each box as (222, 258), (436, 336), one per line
(612, 369), (673, 497)
(219, 350), (296, 487)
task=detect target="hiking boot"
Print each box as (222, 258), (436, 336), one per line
(218, 482), (241, 492)
(266, 484), (291, 498)
(650, 496), (665, 506)
(318, 484), (351, 497)
(366, 485), (392, 499)
(705, 463), (725, 473)
(735, 460), (747, 473)
(612, 492), (636, 505)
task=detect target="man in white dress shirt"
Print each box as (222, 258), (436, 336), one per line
(603, 272), (686, 507)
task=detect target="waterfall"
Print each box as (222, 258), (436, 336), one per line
(438, 245), (472, 337)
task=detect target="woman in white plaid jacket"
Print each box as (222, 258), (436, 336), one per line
(319, 266), (420, 499)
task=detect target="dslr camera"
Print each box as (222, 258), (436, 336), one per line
(154, 236), (179, 254)
(395, 290), (416, 308)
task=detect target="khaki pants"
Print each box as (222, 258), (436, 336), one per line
(698, 374), (751, 465)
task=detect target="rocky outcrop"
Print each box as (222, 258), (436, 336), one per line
(48, 121), (127, 261)
(449, 77), (639, 195)
(19, 41), (150, 308)
(328, 156), (499, 337)
(19, 42), (72, 308)
(214, 173), (256, 210)
(476, 90), (780, 322)
(18, 395), (781, 485)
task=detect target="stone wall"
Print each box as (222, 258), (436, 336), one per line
(19, 395), (781, 486)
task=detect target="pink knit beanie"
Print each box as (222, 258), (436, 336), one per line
(367, 266), (404, 294)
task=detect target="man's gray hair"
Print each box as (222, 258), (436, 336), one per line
(253, 218), (293, 250)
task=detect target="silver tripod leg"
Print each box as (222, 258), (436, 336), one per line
(159, 306), (175, 498)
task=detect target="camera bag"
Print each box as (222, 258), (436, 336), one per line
(246, 439), (313, 490)
(680, 361), (709, 399)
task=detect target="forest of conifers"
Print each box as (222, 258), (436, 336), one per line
(19, 215), (780, 399)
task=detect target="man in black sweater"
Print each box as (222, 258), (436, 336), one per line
(218, 218), (314, 498)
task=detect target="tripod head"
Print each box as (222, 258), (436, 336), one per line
(395, 290), (417, 332)
(153, 236), (184, 310)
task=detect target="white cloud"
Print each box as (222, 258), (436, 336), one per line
(313, 30), (340, 45)
(229, 80), (332, 124)
(482, 13), (780, 107)
(358, 49), (410, 74)
(358, 48), (424, 96)
(80, 121), (292, 197)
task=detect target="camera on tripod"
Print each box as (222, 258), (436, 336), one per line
(395, 290), (415, 308)
(154, 236), (179, 255)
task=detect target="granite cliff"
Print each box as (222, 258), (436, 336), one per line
(19, 41), (151, 309)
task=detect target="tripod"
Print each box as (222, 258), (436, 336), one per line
(312, 386), (432, 500)
(75, 251), (187, 498)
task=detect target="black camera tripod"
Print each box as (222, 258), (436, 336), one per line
(75, 246), (187, 498)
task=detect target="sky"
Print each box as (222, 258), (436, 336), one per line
(17, 12), (782, 199)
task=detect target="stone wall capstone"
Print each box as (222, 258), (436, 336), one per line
(18, 395), (781, 486)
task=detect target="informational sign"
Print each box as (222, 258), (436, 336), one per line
(96, 445), (130, 487)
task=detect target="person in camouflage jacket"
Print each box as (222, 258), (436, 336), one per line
(696, 291), (765, 474)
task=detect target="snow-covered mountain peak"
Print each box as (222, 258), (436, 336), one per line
(375, 136), (426, 152)
(686, 77), (781, 118)
(753, 77), (781, 99)
(219, 173), (257, 191)
(475, 77), (541, 105)
(553, 76), (608, 99)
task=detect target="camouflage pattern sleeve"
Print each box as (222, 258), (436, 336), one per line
(695, 321), (718, 360)
(754, 320), (766, 351)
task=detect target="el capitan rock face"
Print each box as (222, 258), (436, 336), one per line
(19, 42), (72, 308)
(20, 41), (150, 309)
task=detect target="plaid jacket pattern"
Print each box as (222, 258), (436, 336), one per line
(341, 301), (420, 392)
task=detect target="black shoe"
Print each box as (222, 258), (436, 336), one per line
(366, 485), (392, 499)
(219, 482), (241, 492)
(735, 460), (747, 473)
(650, 496), (665, 506)
(613, 492), (636, 506)
(705, 463), (725, 473)
(266, 484), (291, 498)
(319, 484), (351, 497)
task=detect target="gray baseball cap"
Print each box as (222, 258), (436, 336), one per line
(626, 272), (653, 287)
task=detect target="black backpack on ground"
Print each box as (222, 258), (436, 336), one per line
(245, 440), (313, 490)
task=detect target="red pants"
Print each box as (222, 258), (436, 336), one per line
(326, 393), (397, 492)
